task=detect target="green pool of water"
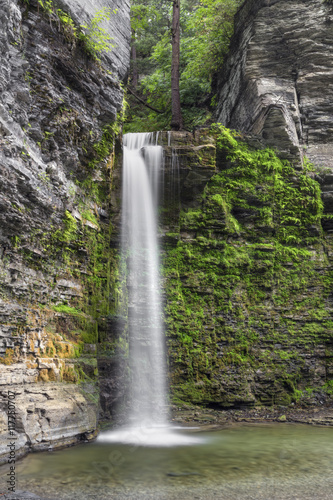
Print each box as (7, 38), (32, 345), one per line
(1, 424), (333, 499)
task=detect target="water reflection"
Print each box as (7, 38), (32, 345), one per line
(0, 424), (332, 499)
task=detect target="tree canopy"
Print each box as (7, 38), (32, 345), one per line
(125, 0), (242, 132)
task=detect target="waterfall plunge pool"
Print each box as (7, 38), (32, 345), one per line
(1, 423), (332, 500)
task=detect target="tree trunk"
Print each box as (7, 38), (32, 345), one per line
(170, 0), (183, 130)
(131, 29), (139, 88)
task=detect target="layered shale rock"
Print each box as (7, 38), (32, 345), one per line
(161, 128), (333, 411)
(216, 0), (333, 168)
(0, 0), (130, 462)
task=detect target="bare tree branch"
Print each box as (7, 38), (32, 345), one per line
(127, 86), (166, 114)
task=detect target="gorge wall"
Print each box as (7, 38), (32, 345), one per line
(0, 0), (333, 467)
(216, 0), (333, 169)
(163, 127), (333, 411)
(159, 0), (333, 413)
(0, 0), (130, 462)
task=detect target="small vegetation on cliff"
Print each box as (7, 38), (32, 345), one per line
(23, 0), (117, 61)
(79, 7), (117, 60)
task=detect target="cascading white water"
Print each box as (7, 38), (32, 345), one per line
(98, 132), (203, 447)
(121, 132), (167, 427)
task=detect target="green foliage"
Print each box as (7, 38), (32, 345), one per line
(53, 210), (77, 244)
(82, 210), (98, 226)
(126, 0), (241, 131)
(38, 0), (53, 15)
(182, 0), (242, 82)
(322, 380), (333, 394)
(79, 7), (117, 60)
(89, 123), (117, 171)
(56, 8), (77, 44)
(29, 0), (117, 60)
(212, 124), (324, 246)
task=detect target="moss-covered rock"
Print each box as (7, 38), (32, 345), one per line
(164, 125), (333, 409)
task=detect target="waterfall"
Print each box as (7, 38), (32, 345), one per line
(121, 132), (166, 427)
(98, 132), (202, 447)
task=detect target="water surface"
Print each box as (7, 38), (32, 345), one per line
(1, 424), (332, 499)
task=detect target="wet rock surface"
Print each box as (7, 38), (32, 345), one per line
(216, 0), (333, 167)
(155, 129), (333, 412)
(171, 402), (333, 428)
(0, 0), (130, 462)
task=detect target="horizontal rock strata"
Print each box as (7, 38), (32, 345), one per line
(216, 0), (333, 168)
(0, 0), (130, 461)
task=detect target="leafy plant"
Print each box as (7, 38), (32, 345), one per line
(56, 8), (77, 44)
(30, 0), (117, 60)
(79, 7), (117, 60)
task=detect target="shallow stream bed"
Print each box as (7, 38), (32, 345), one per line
(1, 424), (332, 499)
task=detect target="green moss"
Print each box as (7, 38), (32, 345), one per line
(53, 210), (77, 244)
(322, 380), (333, 395)
(51, 304), (85, 317)
(164, 125), (331, 407)
(82, 210), (99, 226)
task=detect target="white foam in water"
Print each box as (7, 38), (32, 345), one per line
(97, 426), (205, 447)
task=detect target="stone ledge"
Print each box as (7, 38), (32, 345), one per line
(0, 382), (98, 465)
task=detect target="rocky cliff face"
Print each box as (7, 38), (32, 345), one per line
(161, 127), (333, 411)
(161, 0), (333, 411)
(0, 0), (130, 463)
(216, 0), (333, 169)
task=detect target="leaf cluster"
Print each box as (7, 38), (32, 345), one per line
(28, 0), (117, 60)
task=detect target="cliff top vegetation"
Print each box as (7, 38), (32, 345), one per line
(125, 0), (242, 132)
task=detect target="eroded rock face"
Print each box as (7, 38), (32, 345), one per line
(0, 380), (98, 461)
(216, 0), (333, 167)
(161, 129), (333, 411)
(0, 0), (130, 462)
